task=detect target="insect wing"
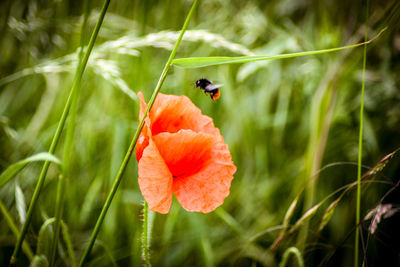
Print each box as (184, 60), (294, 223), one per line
(204, 83), (223, 92)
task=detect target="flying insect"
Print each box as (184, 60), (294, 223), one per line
(195, 78), (221, 102)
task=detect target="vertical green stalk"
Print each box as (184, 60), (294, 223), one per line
(78, 0), (198, 266)
(9, 0), (110, 265)
(142, 201), (150, 266)
(50, 175), (67, 266)
(61, 221), (77, 267)
(355, 1), (369, 266)
(50, 1), (91, 266)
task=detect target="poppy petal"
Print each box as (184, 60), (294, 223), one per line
(149, 93), (221, 138)
(135, 92), (236, 214)
(138, 137), (173, 214)
(136, 92), (222, 161)
(172, 142), (237, 213)
(152, 130), (217, 178)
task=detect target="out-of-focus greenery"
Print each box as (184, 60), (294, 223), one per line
(1, 0), (400, 266)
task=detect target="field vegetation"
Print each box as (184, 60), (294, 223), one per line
(0, 0), (399, 266)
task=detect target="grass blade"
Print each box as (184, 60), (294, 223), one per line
(215, 208), (243, 235)
(0, 152), (61, 188)
(30, 255), (49, 267)
(173, 40), (374, 68)
(355, 1), (369, 266)
(279, 247), (304, 267)
(15, 184), (27, 224)
(61, 221), (77, 267)
(37, 218), (56, 257)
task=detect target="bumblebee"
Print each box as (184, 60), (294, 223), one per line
(195, 78), (221, 102)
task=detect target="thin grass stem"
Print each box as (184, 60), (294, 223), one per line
(50, 175), (66, 266)
(61, 220), (77, 267)
(355, 1), (369, 266)
(9, 0), (110, 265)
(77, 0), (198, 266)
(49, 1), (91, 265)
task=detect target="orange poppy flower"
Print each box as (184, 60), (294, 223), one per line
(136, 92), (236, 214)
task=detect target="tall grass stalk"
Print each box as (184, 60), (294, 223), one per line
(49, 1), (91, 266)
(78, 0), (198, 265)
(355, 1), (369, 266)
(9, 0), (110, 264)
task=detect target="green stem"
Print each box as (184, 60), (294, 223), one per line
(355, 1), (369, 266)
(50, 1), (91, 266)
(9, 0), (110, 265)
(142, 201), (150, 266)
(0, 200), (34, 260)
(77, 0), (198, 266)
(61, 220), (77, 267)
(279, 247), (304, 267)
(50, 175), (66, 267)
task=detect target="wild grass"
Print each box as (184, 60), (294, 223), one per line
(1, 0), (399, 266)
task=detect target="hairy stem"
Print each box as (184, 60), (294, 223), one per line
(142, 202), (151, 266)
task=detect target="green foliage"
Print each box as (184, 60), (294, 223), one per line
(30, 255), (49, 267)
(37, 218), (56, 257)
(1, 0), (399, 266)
(279, 247), (304, 267)
(0, 152), (61, 187)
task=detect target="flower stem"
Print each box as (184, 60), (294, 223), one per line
(77, 0), (198, 266)
(142, 201), (151, 266)
(8, 0), (110, 265)
(355, 1), (369, 266)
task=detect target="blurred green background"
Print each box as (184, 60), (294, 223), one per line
(1, 0), (400, 266)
